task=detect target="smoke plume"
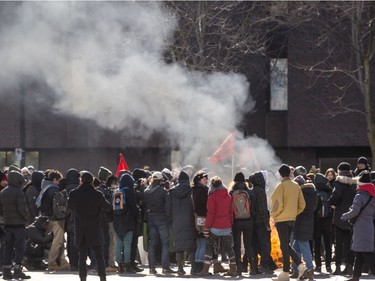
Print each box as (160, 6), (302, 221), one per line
(0, 1), (281, 186)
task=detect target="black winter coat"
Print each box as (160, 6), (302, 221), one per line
(328, 174), (357, 230)
(68, 184), (112, 248)
(143, 184), (168, 221)
(113, 187), (140, 235)
(0, 171), (28, 226)
(166, 179), (196, 252)
(293, 182), (318, 240)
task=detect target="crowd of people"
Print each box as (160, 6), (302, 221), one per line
(0, 156), (374, 281)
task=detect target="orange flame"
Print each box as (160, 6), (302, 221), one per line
(270, 217), (283, 267)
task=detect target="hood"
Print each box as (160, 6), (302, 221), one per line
(171, 181), (191, 199)
(65, 169), (80, 185)
(178, 171), (190, 182)
(209, 185), (228, 196)
(119, 174), (135, 188)
(8, 171), (26, 188)
(248, 172), (265, 188)
(41, 178), (52, 190)
(358, 183), (375, 196)
(314, 173), (328, 191)
(336, 175), (357, 185)
(31, 171), (45, 189)
(301, 182), (317, 202)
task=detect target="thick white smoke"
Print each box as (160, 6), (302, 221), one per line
(0, 1), (281, 186)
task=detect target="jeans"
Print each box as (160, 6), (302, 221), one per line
(115, 231), (133, 264)
(148, 219), (170, 268)
(292, 240), (314, 272)
(275, 221), (302, 272)
(3, 226), (26, 266)
(195, 238), (206, 263)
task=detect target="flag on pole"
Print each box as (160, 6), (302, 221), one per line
(208, 132), (236, 163)
(116, 153), (129, 176)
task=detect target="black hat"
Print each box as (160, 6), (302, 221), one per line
(132, 168), (148, 181)
(119, 174), (135, 188)
(193, 171), (208, 185)
(357, 156), (368, 165)
(278, 164), (291, 178)
(233, 172), (245, 183)
(337, 162), (351, 172)
(358, 170), (371, 185)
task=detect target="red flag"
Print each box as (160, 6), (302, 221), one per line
(115, 153), (129, 176)
(208, 132), (236, 163)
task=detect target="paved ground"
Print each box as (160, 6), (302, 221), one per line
(17, 268), (375, 281)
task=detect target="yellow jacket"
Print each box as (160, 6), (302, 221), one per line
(271, 178), (306, 222)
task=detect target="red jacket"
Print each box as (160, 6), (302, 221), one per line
(205, 188), (233, 229)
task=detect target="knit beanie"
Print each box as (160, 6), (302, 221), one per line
(337, 162), (351, 172)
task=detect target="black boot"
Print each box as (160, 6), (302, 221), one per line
(130, 263), (144, 272)
(250, 259), (258, 275)
(118, 263), (124, 273)
(80, 277), (86, 281)
(13, 265), (31, 280)
(2, 267), (13, 280)
(100, 276), (106, 281)
(124, 263), (137, 274)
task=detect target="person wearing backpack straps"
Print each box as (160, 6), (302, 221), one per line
(229, 172), (256, 276)
(340, 170), (375, 281)
(113, 173), (141, 274)
(37, 169), (70, 271)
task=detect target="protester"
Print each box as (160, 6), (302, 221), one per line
(166, 171), (196, 275)
(0, 170), (30, 279)
(291, 175), (318, 281)
(249, 171), (277, 274)
(329, 162), (357, 275)
(341, 170), (375, 281)
(313, 172), (333, 273)
(191, 171), (209, 274)
(228, 172), (255, 276)
(271, 164), (307, 281)
(143, 171), (175, 274)
(23, 170), (44, 225)
(68, 171), (112, 281)
(198, 176), (237, 277)
(37, 170), (70, 271)
(113, 174), (140, 274)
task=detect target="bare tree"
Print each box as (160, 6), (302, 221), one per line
(165, 1), (375, 166)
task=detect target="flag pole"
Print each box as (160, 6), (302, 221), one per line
(231, 153), (235, 180)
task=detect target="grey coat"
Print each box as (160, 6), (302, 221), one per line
(166, 179), (196, 252)
(341, 188), (375, 252)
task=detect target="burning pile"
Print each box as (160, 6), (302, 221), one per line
(270, 217), (283, 267)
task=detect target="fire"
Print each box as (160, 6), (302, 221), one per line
(270, 217), (283, 267)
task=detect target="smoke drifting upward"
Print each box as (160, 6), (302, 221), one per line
(0, 2), (281, 183)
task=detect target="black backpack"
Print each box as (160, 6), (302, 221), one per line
(52, 190), (70, 220)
